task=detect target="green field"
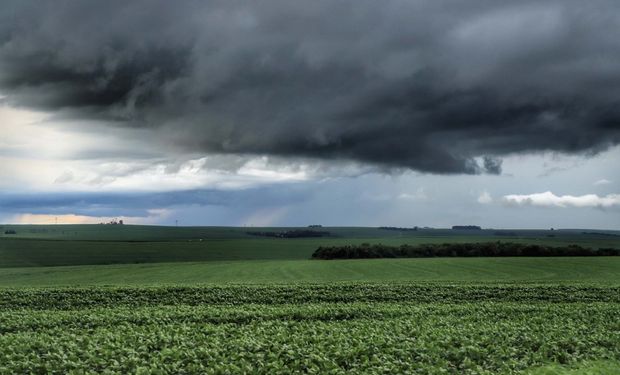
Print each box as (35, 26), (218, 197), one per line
(1, 225), (619, 373)
(1, 284), (619, 374)
(1, 225), (619, 268)
(1, 257), (619, 286)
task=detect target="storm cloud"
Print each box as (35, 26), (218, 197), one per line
(1, 0), (620, 174)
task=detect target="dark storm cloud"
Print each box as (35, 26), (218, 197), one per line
(1, 1), (620, 174)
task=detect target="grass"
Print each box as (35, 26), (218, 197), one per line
(0, 257), (619, 286)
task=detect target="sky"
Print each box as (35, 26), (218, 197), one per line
(0, 0), (618, 229)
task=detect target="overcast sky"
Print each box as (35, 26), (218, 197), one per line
(0, 0), (618, 228)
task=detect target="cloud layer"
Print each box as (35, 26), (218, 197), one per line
(503, 191), (620, 209)
(1, 1), (620, 174)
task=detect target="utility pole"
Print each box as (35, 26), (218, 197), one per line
(175, 220), (178, 227)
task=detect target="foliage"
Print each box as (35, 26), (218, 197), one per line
(0, 284), (618, 374)
(1, 283), (619, 309)
(312, 242), (620, 259)
(378, 226), (418, 231)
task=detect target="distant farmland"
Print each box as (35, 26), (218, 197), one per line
(1, 224), (618, 268)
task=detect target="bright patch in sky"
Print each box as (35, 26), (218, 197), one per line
(9, 211), (169, 225)
(477, 191), (493, 204)
(503, 192), (620, 209)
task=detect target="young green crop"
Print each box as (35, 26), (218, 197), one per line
(1, 283), (619, 309)
(0, 284), (618, 374)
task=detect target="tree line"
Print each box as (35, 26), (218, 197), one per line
(311, 242), (620, 259)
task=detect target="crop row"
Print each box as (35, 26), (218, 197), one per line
(1, 302), (618, 374)
(2, 283), (619, 310)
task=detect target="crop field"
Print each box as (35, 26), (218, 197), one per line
(1, 257), (620, 286)
(0, 225), (619, 373)
(1, 284), (619, 374)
